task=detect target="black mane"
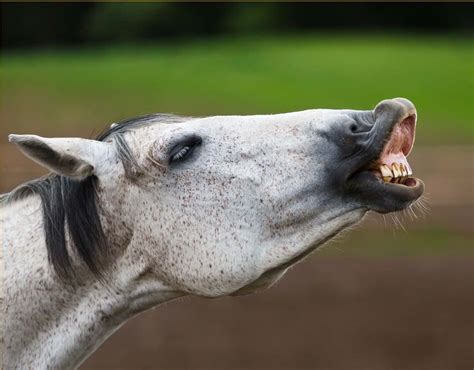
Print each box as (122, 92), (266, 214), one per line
(2, 114), (186, 281)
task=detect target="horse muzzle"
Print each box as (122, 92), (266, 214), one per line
(344, 98), (425, 213)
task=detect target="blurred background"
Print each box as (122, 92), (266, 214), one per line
(1, 3), (473, 369)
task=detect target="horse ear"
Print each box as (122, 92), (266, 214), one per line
(8, 134), (112, 180)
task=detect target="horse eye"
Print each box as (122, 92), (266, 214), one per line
(169, 136), (202, 164)
(171, 146), (191, 162)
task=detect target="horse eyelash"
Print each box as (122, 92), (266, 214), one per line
(169, 136), (202, 164)
(171, 146), (191, 162)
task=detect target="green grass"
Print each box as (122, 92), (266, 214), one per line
(1, 34), (473, 143)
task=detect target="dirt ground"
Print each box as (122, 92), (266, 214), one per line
(82, 256), (474, 370)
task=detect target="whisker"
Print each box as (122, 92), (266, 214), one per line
(394, 214), (407, 232)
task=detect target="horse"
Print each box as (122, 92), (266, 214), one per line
(1, 98), (424, 369)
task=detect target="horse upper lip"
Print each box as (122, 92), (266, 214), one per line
(350, 98), (418, 175)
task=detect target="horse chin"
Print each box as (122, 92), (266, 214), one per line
(231, 267), (288, 296)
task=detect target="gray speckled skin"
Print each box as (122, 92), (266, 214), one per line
(2, 99), (416, 369)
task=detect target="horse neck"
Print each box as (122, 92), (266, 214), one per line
(2, 195), (183, 369)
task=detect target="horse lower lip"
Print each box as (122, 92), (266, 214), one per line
(347, 170), (425, 213)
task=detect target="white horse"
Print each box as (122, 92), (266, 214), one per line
(1, 98), (423, 369)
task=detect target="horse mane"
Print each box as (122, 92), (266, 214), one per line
(1, 113), (188, 281)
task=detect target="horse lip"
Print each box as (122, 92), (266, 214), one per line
(344, 98), (424, 212)
(347, 170), (424, 213)
(347, 98), (418, 177)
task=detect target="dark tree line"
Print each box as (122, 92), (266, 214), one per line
(2, 3), (473, 50)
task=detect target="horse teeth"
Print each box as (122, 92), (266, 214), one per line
(380, 165), (393, 178)
(401, 164), (408, 177)
(380, 163), (413, 183)
(392, 163), (402, 178)
(379, 165), (393, 183)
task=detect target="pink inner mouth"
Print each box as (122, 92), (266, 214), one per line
(371, 114), (417, 185)
(379, 114), (416, 172)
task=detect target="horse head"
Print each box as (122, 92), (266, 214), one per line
(8, 98), (423, 298)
